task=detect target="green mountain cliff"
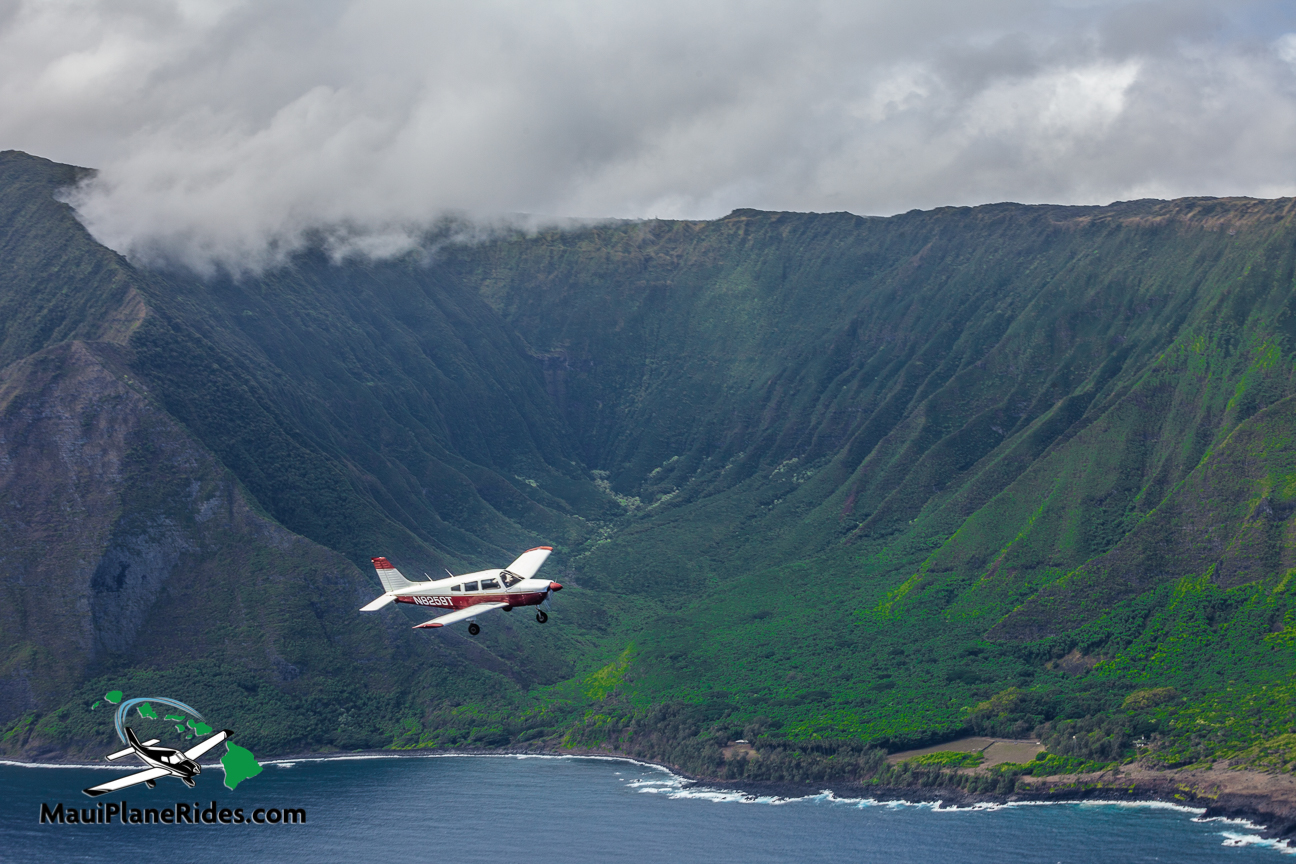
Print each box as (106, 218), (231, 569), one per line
(2, 150), (1295, 782)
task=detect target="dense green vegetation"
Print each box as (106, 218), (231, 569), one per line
(2, 149), (1296, 786)
(905, 751), (984, 768)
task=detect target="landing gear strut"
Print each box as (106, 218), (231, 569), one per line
(467, 622), (480, 636)
(535, 610), (548, 624)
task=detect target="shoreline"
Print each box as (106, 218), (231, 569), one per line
(8, 746), (1296, 843)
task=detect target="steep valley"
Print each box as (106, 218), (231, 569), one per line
(2, 149), (1296, 792)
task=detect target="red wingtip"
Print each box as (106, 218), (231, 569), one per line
(549, 582), (563, 592)
(372, 557), (394, 570)
(525, 546), (554, 552)
(413, 621), (444, 629)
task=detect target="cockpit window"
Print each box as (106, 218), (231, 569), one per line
(163, 754), (179, 765)
(450, 584), (461, 592)
(463, 581), (479, 592)
(479, 578), (501, 590)
(500, 571), (523, 588)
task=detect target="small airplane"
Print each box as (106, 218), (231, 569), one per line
(361, 546), (562, 635)
(83, 726), (233, 797)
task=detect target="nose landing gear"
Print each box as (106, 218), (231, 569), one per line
(467, 622), (480, 635)
(535, 610), (548, 624)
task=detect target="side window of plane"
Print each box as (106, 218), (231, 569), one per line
(451, 584), (462, 592)
(479, 578), (501, 590)
(501, 571), (522, 588)
(463, 581), (479, 592)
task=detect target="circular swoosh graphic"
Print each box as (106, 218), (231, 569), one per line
(113, 697), (205, 744)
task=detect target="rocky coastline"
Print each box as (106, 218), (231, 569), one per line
(11, 743), (1296, 844)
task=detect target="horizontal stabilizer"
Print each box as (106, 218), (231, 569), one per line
(360, 593), (396, 612)
(414, 603), (509, 629)
(505, 546), (553, 580)
(106, 739), (159, 761)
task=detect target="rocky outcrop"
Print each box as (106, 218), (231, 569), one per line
(0, 340), (433, 735)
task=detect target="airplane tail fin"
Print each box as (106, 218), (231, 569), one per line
(125, 726), (143, 750)
(371, 557), (419, 593)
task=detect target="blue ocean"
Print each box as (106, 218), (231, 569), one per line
(0, 754), (1287, 862)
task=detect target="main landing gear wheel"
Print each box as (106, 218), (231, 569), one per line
(467, 622), (480, 635)
(535, 610), (548, 624)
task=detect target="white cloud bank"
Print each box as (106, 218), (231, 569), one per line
(1, 0), (1295, 271)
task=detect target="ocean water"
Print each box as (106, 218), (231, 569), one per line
(0, 754), (1288, 862)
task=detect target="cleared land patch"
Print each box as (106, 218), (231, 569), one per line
(888, 737), (1044, 768)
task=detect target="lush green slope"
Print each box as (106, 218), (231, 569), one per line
(3, 148), (1296, 780)
(453, 201), (1296, 595)
(434, 199), (1296, 773)
(0, 151), (623, 757)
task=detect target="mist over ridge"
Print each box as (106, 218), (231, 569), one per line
(1, 1), (1295, 272)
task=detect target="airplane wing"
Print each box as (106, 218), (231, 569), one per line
(505, 546), (553, 579)
(84, 766), (170, 797)
(184, 729), (232, 760)
(414, 603), (509, 629)
(106, 739), (159, 761)
(360, 592), (396, 612)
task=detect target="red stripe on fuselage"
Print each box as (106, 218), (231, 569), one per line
(395, 591), (546, 609)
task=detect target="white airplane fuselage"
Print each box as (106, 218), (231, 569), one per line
(395, 574), (554, 613)
(364, 548), (562, 631)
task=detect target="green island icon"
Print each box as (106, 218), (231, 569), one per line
(88, 692), (264, 793)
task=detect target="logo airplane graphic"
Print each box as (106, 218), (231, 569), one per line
(361, 546), (562, 635)
(84, 726), (233, 797)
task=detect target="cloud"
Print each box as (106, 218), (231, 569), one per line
(1, 0), (1294, 271)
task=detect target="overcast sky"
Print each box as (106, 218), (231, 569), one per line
(3, 0), (1295, 271)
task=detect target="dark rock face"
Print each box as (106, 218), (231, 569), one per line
(0, 342), (423, 737)
(0, 341), (161, 712)
(89, 522), (191, 654)
(0, 341), (255, 714)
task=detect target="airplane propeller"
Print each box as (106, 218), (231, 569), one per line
(539, 581), (562, 623)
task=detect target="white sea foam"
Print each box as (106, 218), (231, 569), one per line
(624, 773), (796, 804)
(617, 773), (1226, 824)
(1194, 814), (1266, 829)
(1075, 799), (1207, 816)
(1219, 832), (1296, 854)
(0, 759), (106, 770)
